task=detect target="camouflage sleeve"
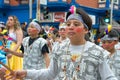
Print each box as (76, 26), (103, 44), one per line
(99, 59), (118, 80)
(26, 54), (59, 80)
(98, 47), (117, 80)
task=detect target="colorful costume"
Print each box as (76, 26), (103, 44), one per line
(108, 49), (120, 79)
(0, 39), (7, 80)
(22, 37), (47, 70)
(7, 32), (23, 71)
(26, 41), (117, 80)
(0, 41), (6, 68)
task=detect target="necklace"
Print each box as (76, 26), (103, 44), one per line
(62, 41), (86, 80)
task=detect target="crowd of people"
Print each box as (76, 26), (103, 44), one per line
(0, 5), (120, 80)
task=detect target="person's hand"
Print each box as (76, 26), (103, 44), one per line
(5, 70), (27, 80)
(6, 54), (12, 59)
(0, 67), (6, 72)
(0, 67), (6, 79)
(3, 48), (11, 53)
(3, 48), (12, 59)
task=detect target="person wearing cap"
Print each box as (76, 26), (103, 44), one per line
(101, 29), (120, 79)
(5, 6), (117, 80)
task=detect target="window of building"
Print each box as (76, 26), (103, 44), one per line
(99, 0), (106, 2)
(99, 0), (119, 4)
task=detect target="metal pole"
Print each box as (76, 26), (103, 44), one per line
(110, 0), (113, 25)
(29, 0), (32, 22)
(36, 0), (40, 21)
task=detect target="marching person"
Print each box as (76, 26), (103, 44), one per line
(52, 22), (69, 51)
(101, 29), (120, 79)
(4, 20), (50, 80)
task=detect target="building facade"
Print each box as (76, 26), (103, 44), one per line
(0, 0), (120, 29)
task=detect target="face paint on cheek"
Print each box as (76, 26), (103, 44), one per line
(102, 44), (112, 50)
(102, 42), (115, 49)
(27, 29), (37, 33)
(65, 27), (83, 33)
(75, 27), (83, 33)
(109, 42), (116, 47)
(102, 44), (107, 48)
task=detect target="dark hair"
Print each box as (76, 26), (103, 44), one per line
(85, 33), (91, 41)
(108, 29), (119, 38)
(66, 8), (92, 30)
(99, 29), (119, 39)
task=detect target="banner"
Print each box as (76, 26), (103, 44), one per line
(40, 13), (53, 22)
(54, 12), (66, 22)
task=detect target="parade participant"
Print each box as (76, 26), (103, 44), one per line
(53, 22), (69, 48)
(46, 27), (59, 53)
(0, 22), (9, 80)
(5, 6), (117, 80)
(48, 22), (68, 53)
(0, 34), (6, 67)
(101, 29), (120, 79)
(6, 15), (23, 71)
(0, 34), (7, 80)
(4, 20), (50, 70)
(56, 22), (68, 43)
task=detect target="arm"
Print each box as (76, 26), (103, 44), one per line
(43, 53), (50, 68)
(6, 54), (59, 80)
(4, 48), (23, 57)
(46, 39), (52, 53)
(26, 54), (59, 80)
(98, 48), (118, 80)
(13, 28), (23, 51)
(41, 44), (50, 68)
